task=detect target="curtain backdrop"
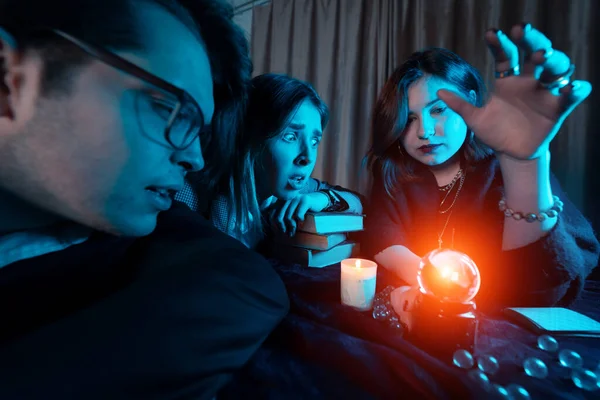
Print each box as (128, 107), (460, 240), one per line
(251, 0), (599, 226)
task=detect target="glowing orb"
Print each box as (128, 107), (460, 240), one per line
(417, 249), (481, 303)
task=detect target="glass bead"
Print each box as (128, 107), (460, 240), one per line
(537, 213), (547, 222)
(506, 384), (531, 400)
(537, 335), (559, 352)
(523, 357), (548, 379)
(467, 369), (491, 391)
(372, 306), (389, 321)
(477, 354), (500, 375)
(491, 384), (510, 399)
(389, 321), (403, 329)
(452, 349), (474, 369)
(558, 349), (583, 369)
(571, 368), (600, 391)
(525, 213), (537, 222)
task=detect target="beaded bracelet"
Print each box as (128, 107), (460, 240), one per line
(498, 195), (564, 222)
(372, 285), (407, 332)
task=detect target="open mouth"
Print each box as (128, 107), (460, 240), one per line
(145, 186), (176, 210)
(145, 186), (176, 198)
(288, 175), (307, 190)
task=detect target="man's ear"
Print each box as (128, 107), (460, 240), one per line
(468, 89), (477, 104)
(0, 26), (42, 127)
(0, 27), (21, 120)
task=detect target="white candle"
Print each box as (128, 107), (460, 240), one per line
(340, 258), (378, 311)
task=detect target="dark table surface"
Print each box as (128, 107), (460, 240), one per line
(222, 261), (600, 399)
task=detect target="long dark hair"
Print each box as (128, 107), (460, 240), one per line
(179, 0), (253, 214)
(364, 48), (493, 198)
(231, 73), (329, 240)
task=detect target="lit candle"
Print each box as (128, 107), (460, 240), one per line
(340, 258), (378, 311)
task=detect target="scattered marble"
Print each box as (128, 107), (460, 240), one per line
(558, 349), (583, 369)
(523, 357), (549, 379)
(537, 335), (559, 352)
(453, 349), (475, 369)
(477, 354), (500, 375)
(571, 368), (600, 391)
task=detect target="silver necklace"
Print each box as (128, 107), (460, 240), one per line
(439, 172), (465, 214)
(438, 168), (463, 192)
(437, 172), (466, 249)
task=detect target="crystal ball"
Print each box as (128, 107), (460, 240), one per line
(418, 249), (481, 303)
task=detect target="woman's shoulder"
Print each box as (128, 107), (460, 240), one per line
(209, 194), (231, 231)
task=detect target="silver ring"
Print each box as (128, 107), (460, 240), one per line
(541, 47), (555, 60)
(495, 65), (520, 79)
(539, 63), (575, 91)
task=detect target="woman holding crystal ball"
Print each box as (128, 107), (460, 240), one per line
(361, 23), (599, 325)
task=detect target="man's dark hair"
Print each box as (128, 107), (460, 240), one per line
(0, 0), (200, 94)
(178, 0), (254, 202)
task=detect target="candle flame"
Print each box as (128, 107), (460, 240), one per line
(355, 259), (361, 269)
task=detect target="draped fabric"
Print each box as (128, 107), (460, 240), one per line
(250, 0), (599, 227)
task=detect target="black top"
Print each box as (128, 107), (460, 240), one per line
(0, 202), (289, 400)
(362, 156), (599, 310)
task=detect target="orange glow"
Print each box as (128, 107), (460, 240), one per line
(355, 259), (362, 269)
(439, 266), (460, 282)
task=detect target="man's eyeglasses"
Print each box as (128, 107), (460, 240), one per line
(50, 29), (205, 150)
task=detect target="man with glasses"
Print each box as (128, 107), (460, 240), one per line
(0, 0), (288, 398)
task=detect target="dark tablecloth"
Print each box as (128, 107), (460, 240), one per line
(221, 262), (600, 399)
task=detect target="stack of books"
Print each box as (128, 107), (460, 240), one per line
(268, 212), (364, 268)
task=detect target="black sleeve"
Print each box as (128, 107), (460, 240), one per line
(360, 176), (409, 259)
(0, 203), (289, 400)
(478, 174), (600, 309)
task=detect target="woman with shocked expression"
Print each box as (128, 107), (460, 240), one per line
(176, 73), (362, 248)
(250, 74), (362, 242)
(256, 98), (323, 202)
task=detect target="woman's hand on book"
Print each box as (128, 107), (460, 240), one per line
(267, 192), (329, 236)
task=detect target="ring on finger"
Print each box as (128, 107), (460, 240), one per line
(539, 63), (575, 91)
(540, 47), (555, 60)
(495, 65), (520, 79)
